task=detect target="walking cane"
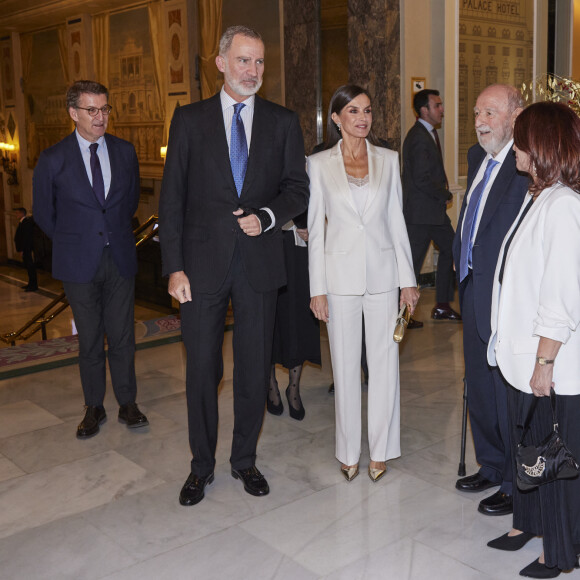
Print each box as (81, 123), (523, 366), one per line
(458, 376), (467, 476)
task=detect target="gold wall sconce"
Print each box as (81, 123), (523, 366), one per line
(0, 142), (18, 185)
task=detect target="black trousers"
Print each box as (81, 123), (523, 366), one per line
(180, 245), (277, 477)
(63, 248), (137, 408)
(406, 220), (455, 303)
(462, 274), (512, 493)
(22, 249), (37, 289)
(507, 385), (580, 570)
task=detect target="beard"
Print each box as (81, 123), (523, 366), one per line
(223, 60), (263, 97)
(476, 120), (512, 156)
(228, 76), (263, 96)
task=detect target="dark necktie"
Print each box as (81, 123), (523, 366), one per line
(89, 143), (106, 206)
(459, 158), (499, 281)
(230, 103), (248, 197)
(432, 129), (449, 189)
(89, 142), (108, 245)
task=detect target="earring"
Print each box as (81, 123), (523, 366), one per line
(336, 123), (341, 132)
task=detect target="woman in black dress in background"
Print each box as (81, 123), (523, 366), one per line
(267, 211), (321, 421)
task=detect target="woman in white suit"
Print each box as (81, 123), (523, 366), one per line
(308, 85), (419, 482)
(487, 102), (580, 578)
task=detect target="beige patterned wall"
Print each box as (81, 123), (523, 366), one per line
(66, 16), (93, 81)
(108, 7), (164, 177)
(163, 0), (192, 143)
(458, 0), (534, 175)
(23, 28), (71, 169)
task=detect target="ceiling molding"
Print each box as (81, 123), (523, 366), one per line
(0, 0), (147, 37)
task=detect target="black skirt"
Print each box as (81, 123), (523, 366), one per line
(272, 230), (321, 369)
(506, 384), (580, 570)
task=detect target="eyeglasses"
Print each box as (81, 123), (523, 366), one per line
(76, 105), (113, 117)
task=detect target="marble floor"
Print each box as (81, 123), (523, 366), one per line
(0, 283), (577, 579)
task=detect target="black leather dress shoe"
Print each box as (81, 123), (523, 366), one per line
(431, 306), (462, 320)
(77, 406), (107, 439)
(519, 558), (561, 578)
(455, 472), (498, 492)
(231, 466), (270, 496)
(118, 403), (149, 428)
(407, 318), (424, 329)
(179, 472), (214, 506)
(478, 490), (513, 515)
(487, 531), (536, 551)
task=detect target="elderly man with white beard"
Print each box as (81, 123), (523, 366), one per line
(452, 85), (529, 516)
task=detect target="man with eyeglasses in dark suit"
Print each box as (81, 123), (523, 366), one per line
(33, 80), (148, 440)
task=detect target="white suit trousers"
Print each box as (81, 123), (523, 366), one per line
(326, 289), (401, 465)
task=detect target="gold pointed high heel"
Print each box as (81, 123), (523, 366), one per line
(341, 464), (359, 482)
(368, 464), (387, 482)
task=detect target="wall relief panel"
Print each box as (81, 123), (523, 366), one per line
(108, 7), (164, 177)
(458, 0), (533, 175)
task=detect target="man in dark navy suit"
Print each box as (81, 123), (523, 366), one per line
(453, 84), (528, 515)
(403, 89), (461, 325)
(159, 26), (309, 506)
(33, 80), (148, 439)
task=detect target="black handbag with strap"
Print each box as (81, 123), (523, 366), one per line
(516, 387), (580, 491)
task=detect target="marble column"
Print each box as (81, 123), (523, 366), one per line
(283, 0), (321, 155)
(348, 0), (401, 151)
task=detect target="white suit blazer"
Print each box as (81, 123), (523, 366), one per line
(487, 183), (580, 395)
(307, 140), (416, 297)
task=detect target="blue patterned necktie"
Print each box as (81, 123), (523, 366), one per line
(89, 143), (106, 206)
(230, 103), (248, 197)
(459, 158), (499, 281)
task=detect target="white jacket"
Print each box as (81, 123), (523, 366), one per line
(487, 183), (580, 395)
(307, 140), (416, 297)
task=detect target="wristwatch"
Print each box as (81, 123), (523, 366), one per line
(536, 356), (555, 366)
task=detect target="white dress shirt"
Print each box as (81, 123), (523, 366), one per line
(418, 118), (437, 143)
(220, 88), (254, 151)
(461, 139), (514, 239)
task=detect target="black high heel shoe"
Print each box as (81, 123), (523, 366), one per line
(487, 531), (535, 551)
(267, 398), (283, 415)
(267, 395), (283, 416)
(285, 386), (305, 421)
(519, 559), (560, 578)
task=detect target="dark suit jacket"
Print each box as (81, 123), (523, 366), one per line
(159, 93), (310, 293)
(402, 121), (451, 225)
(14, 216), (35, 252)
(452, 143), (529, 341)
(32, 132), (140, 284)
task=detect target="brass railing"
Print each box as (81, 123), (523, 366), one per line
(1, 214), (159, 346)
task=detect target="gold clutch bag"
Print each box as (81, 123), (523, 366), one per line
(393, 303), (411, 343)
